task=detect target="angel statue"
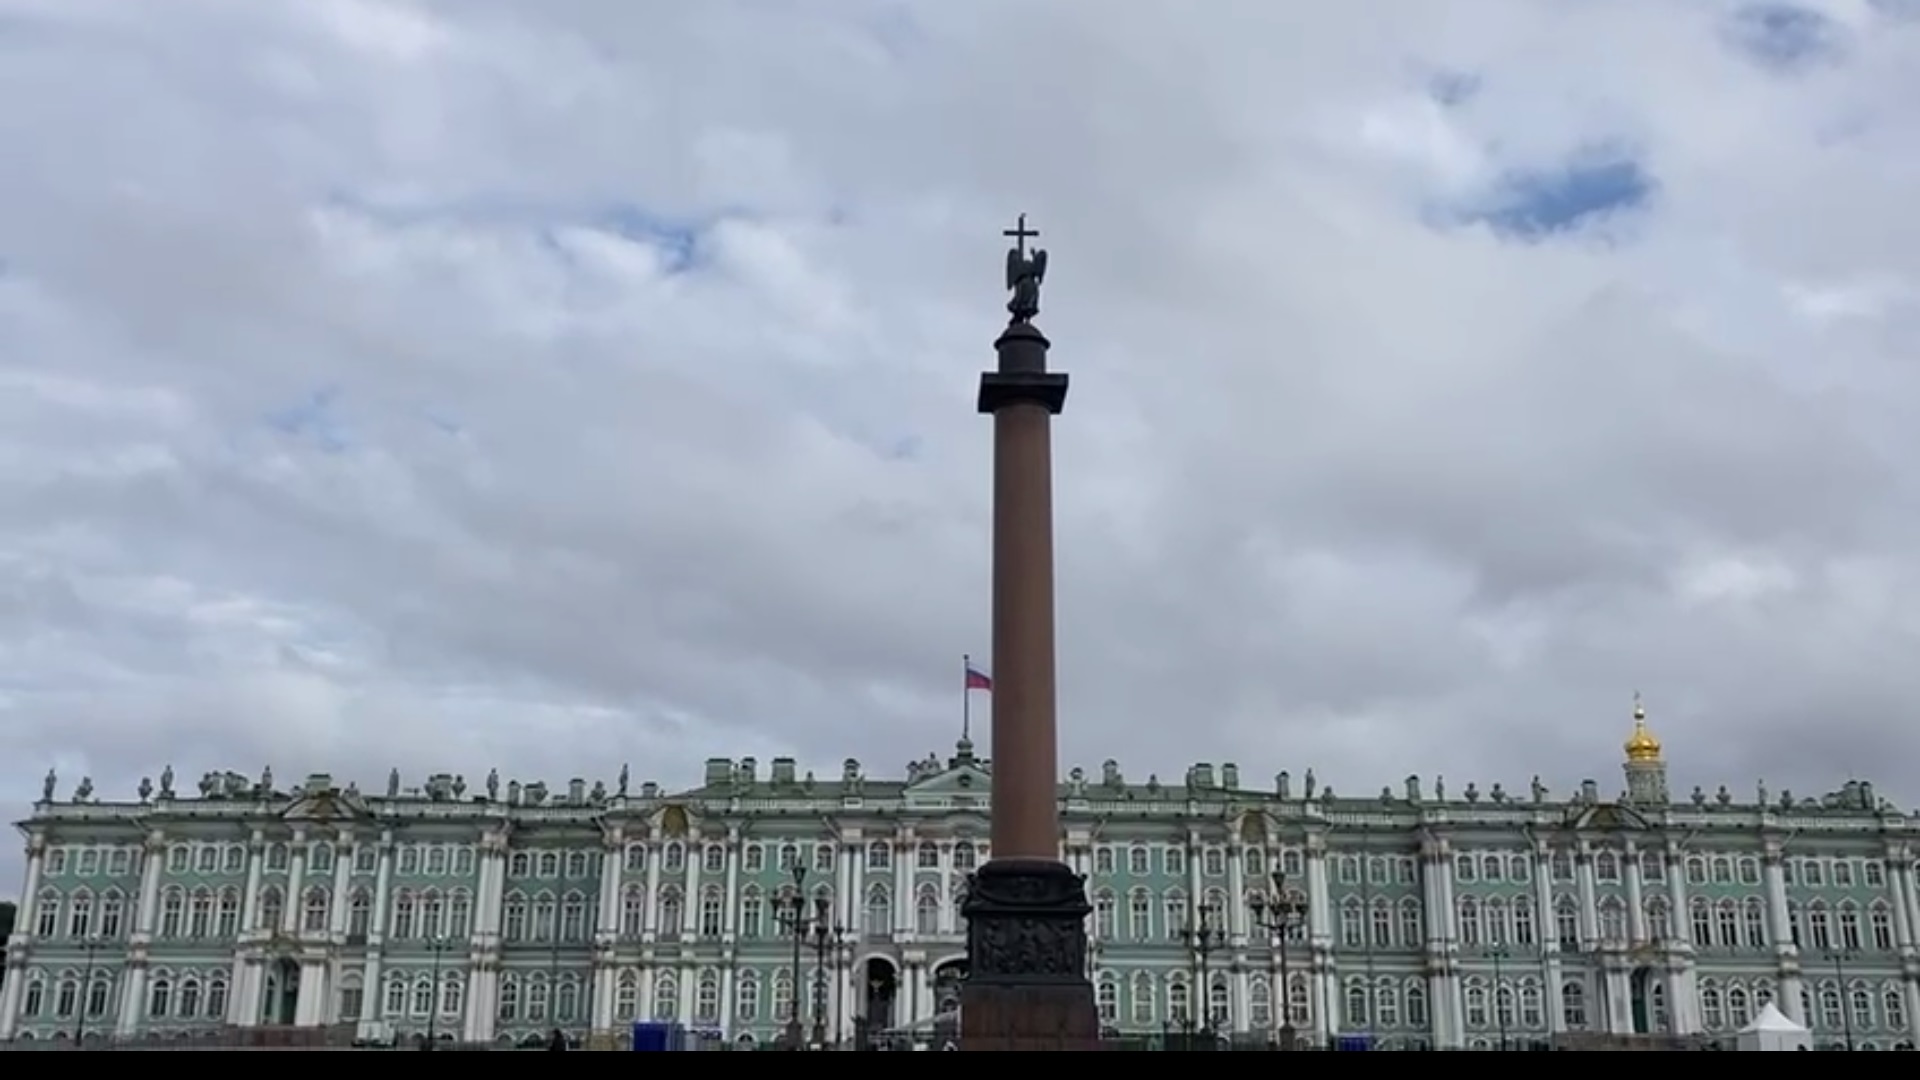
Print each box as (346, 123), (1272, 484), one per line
(1004, 213), (1048, 323)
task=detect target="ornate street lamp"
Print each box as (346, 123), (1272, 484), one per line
(1249, 872), (1309, 1051)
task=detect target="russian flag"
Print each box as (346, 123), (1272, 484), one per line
(965, 663), (993, 692)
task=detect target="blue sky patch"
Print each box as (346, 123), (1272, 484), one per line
(598, 204), (707, 274)
(266, 386), (350, 453)
(1451, 152), (1656, 241)
(1726, 4), (1847, 70)
(1427, 70), (1481, 108)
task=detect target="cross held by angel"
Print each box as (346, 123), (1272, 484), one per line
(1004, 213), (1047, 323)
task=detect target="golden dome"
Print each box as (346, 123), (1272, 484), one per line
(1624, 694), (1662, 764)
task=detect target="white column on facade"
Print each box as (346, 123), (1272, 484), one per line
(836, 832), (857, 931)
(1433, 842), (1465, 1045)
(1227, 839), (1247, 940)
(327, 831), (355, 935)
(641, 837), (662, 938)
(238, 832), (265, 931)
(846, 836), (866, 933)
(1624, 842), (1646, 944)
(1665, 848), (1691, 945)
(597, 832), (623, 935)
(12, 835), (47, 943)
(894, 828), (914, 936)
(1886, 850), (1915, 953)
(1762, 843), (1805, 1024)
(282, 830), (308, 935)
(721, 829), (740, 937)
(359, 834), (396, 1038)
(682, 836), (702, 941)
(226, 833), (264, 1026)
(1303, 834), (1336, 1042)
(1575, 848), (1599, 947)
(0, 835), (48, 1038)
(119, 830), (168, 1036)
(470, 829), (508, 1042)
(135, 830), (167, 936)
(936, 842), (953, 935)
(1534, 848), (1565, 1034)
(592, 830), (622, 1034)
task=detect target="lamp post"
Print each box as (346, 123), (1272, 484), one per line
(1486, 943), (1510, 1050)
(1178, 901), (1222, 1047)
(71, 934), (107, 1045)
(807, 895), (846, 1048)
(422, 935), (454, 1050)
(1829, 949), (1858, 1051)
(1249, 872), (1308, 1050)
(775, 863), (810, 1049)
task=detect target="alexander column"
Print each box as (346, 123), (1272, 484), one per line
(960, 215), (1098, 1051)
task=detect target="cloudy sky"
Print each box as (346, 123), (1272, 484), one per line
(5, 0), (1920, 886)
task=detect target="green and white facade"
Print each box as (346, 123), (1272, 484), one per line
(5, 710), (1920, 1048)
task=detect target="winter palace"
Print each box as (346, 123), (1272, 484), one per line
(4, 702), (1920, 1049)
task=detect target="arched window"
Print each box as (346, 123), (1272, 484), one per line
(178, 977), (202, 1018)
(1344, 976), (1374, 1022)
(657, 887), (684, 938)
(496, 977), (519, 1021)
(1512, 896), (1537, 945)
(616, 969), (641, 1021)
(1727, 983), (1752, 1028)
(503, 892), (528, 941)
(1464, 978), (1489, 1027)
(1374, 976), (1401, 1027)
(738, 886), (764, 938)
(652, 972), (679, 1021)
(216, 888), (240, 937)
(1130, 971), (1155, 1026)
(1561, 979), (1588, 1029)
(207, 973), (230, 1021)
(1094, 890), (1117, 939)
(256, 886), (283, 933)
(734, 971), (759, 1021)
(696, 970), (721, 1023)
(700, 886), (725, 937)
(865, 841), (891, 870)
(864, 883), (892, 936)
(1716, 899), (1739, 947)
(303, 887), (330, 933)
(390, 890), (415, 939)
(99, 891), (126, 939)
(1097, 971), (1120, 1023)
(1700, 980), (1725, 1029)
(159, 887), (183, 937)
(85, 973), (112, 1019)
(449, 890), (472, 938)
(1247, 975), (1271, 1028)
(1208, 974), (1231, 1027)
(623, 885), (647, 937)
(21, 973), (46, 1018)
(1644, 896), (1671, 940)
(1597, 897), (1626, 941)
(1167, 974), (1192, 1024)
(1554, 895), (1579, 948)
(147, 975), (172, 1018)
(66, 890), (94, 938)
(1405, 978), (1429, 1027)
(915, 886), (940, 935)
(1456, 898), (1481, 945)
(1743, 897), (1768, 948)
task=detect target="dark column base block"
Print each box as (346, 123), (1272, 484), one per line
(960, 858), (1100, 1050)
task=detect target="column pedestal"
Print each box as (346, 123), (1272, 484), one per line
(960, 858), (1098, 1050)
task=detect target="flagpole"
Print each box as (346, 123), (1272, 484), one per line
(962, 653), (972, 741)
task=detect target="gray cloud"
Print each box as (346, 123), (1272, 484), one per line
(5, 0), (1920, 890)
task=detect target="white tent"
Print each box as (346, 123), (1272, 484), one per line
(1735, 1002), (1812, 1051)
